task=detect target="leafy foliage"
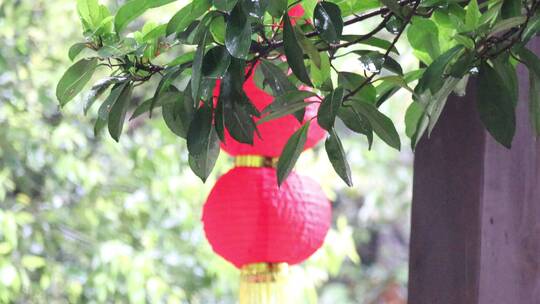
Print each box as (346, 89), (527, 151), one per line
(58, 0), (540, 184)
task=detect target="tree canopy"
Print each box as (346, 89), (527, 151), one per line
(58, 0), (540, 184)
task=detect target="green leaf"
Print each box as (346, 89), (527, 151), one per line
(258, 101), (314, 125)
(187, 104), (220, 182)
(380, 0), (406, 19)
(77, 0), (100, 29)
(129, 98), (156, 120)
(150, 66), (185, 116)
(267, 0), (287, 17)
(107, 82), (132, 142)
(283, 14), (312, 86)
(161, 89), (194, 138)
(56, 58), (98, 106)
(220, 59), (258, 144)
(311, 52), (331, 88)
(242, 0), (268, 18)
(213, 0), (239, 12)
(115, 0), (148, 33)
(329, 0), (380, 16)
(313, 2), (343, 44)
(348, 100), (401, 150)
(452, 34), (475, 50)
(259, 59), (296, 95)
(337, 106), (373, 148)
(501, 0), (521, 19)
(404, 101), (424, 138)
(407, 17), (440, 64)
(209, 15), (226, 44)
(202, 46), (231, 78)
(225, 3), (252, 59)
(318, 87), (344, 131)
(416, 45), (462, 94)
(83, 76), (125, 115)
(191, 30), (208, 101)
(477, 62), (516, 148)
(464, 0), (481, 30)
(298, 35), (321, 68)
(354, 50), (403, 75)
(166, 0), (211, 36)
(326, 128), (353, 186)
(277, 121), (310, 185)
(338, 72), (377, 104)
(522, 14), (540, 43)
(488, 16), (526, 37)
(167, 52), (195, 66)
(68, 43), (88, 61)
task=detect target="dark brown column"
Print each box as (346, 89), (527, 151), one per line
(408, 40), (540, 304)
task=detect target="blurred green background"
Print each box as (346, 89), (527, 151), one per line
(0, 0), (413, 303)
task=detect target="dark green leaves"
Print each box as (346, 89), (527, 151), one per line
(267, 0), (287, 17)
(348, 100), (401, 150)
(220, 59), (259, 144)
(314, 2), (343, 44)
(202, 46), (231, 78)
(162, 89), (194, 138)
(277, 121), (310, 185)
(187, 104), (220, 182)
(283, 14), (312, 86)
(56, 58), (98, 106)
(259, 91), (316, 124)
(225, 3), (252, 59)
(325, 129), (352, 186)
(318, 87), (344, 130)
(259, 59), (296, 95)
(477, 62), (516, 148)
(108, 82), (133, 142)
(191, 31), (208, 101)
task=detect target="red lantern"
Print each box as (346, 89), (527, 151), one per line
(202, 167), (331, 268)
(214, 64), (326, 157)
(202, 6), (330, 303)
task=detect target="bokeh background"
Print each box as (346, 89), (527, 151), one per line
(0, 0), (414, 303)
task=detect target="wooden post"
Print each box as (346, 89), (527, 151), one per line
(408, 40), (540, 304)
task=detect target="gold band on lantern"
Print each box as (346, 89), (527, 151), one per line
(235, 155), (278, 168)
(239, 263), (290, 304)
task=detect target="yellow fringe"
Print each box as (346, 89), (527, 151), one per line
(235, 156), (278, 168)
(239, 263), (290, 304)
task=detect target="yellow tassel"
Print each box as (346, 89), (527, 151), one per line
(235, 156), (278, 168)
(239, 263), (290, 304)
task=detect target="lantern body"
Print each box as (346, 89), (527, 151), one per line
(214, 66), (325, 157)
(202, 167), (331, 268)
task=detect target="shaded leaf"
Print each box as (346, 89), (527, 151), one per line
(225, 3), (252, 59)
(187, 104), (220, 182)
(56, 58), (98, 106)
(202, 46), (231, 78)
(326, 128), (352, 186)
(314, 2), (343, 44)
(318, 87), (344, 130)
(477, 62), (515, 148)
(108, 82), (132, 142)
(277, 121), (310, 185)
(283, 14), (312, 85)
(348, 100), (401, 150)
